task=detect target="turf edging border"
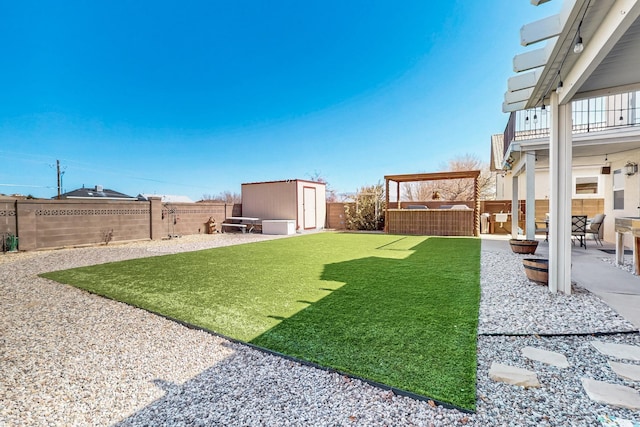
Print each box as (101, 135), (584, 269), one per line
(59, 282), (476, 414)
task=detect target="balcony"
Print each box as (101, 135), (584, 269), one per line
(503, 91), (640, 158)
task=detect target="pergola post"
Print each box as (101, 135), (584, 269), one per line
(384, 178), (390, 232)
(525, 151), (536, 240)
(511, 174), (519, 238)
(474, 176), (480, 236)
(548, 91), (573, 295)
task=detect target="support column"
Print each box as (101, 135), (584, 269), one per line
(15, 200), (37, 251)
(149, 196), (163, 240)
(548, 92), (573, 294)
(511, 175), (519, 238)
(525, 151), (536, 240)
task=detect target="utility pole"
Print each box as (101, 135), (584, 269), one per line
(57, 160), (61, 199)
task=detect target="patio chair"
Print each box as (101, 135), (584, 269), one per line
(586, 213), (605, 246)
(535, 213), (549, 241)
(571, 215), (587, 248)
(535, 219), (549, 241)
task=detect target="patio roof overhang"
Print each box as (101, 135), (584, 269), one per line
(503, 0), (640, 113)
(500, 0), (640, 296)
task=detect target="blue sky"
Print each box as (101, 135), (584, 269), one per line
(0, 1), (560, 200)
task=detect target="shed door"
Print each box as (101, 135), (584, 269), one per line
(303, 187), (316, 229)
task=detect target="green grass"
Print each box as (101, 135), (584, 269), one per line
(41, 233), (481, 409)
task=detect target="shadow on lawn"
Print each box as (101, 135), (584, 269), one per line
(116, 237), (478, 425)
(249, 237), (479, 409)
(114, 238), (479, 424)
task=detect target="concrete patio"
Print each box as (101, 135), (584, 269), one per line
(483, 233), (640, 329)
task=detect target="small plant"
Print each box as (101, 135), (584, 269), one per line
(103, 229), (114, 245)
(4, 233), (18, 252)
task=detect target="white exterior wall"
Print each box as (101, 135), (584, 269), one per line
(604, 152), (640, 245)
(498, 164), (603, 201)
(497, 149), (640, 245)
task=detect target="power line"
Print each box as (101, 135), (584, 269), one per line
(0, 183), (53, 188)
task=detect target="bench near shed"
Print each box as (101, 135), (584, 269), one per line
(220, 223), (248, 233)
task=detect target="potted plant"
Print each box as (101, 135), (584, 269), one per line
(509, 239), (539, 255)
(522, 258), (548, 285)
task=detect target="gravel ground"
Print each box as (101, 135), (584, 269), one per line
(478, 249), (637, 335)
(1, 233), (639, 426)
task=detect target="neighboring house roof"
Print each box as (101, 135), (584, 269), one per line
(138, 194), (195, 203)
(57, 185), (137, 200)
(490, 134), (504, 172)
(0, 194), (29, 200)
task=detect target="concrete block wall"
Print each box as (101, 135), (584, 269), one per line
(1, 201), (18, 236)
(160, 203), (233, 237)
(7, 198), (233, 251)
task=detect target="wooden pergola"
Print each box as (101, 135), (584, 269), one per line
(384, 170), (481, 236)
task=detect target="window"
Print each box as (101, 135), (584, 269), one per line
(575, 176), (599, 195)
(613, 169), (624, 210)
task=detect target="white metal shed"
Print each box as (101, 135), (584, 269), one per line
(241, 179), (326, 231)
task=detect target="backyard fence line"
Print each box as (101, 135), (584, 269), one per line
(1, 198), (238, 251)
(0, 198), (604, 251)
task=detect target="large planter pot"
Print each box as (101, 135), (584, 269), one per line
(509, 239), (539, 255)
(523, 258), (548, 285)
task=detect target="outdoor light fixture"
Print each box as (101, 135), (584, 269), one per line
(573, 27), (584, 53)
(533, 112), (538, 124)
(573, 37), (584, 53)
(625, 161), (638, 176)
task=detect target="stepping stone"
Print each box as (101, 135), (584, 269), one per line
(598, 414), (640, 426)
(581, 378), (640, 410)
(521, 346), (569, 368)
(609, 361), (640, 382)
(591, 341), (640, 361)
(489, 362), (540, 388)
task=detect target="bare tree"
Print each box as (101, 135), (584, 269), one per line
(307, 170), (338, 202)
(403, 154), (495, 201)
(200, 191), (241, 203)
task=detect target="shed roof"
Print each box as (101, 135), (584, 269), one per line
(241, 179), (326, 186)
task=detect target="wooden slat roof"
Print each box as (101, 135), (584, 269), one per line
(384, 170), (481, 183)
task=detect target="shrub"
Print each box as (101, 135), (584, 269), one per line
(344, 184), (385, 230)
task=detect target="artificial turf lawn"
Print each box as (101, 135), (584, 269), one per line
(41, 233), (481, 409)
